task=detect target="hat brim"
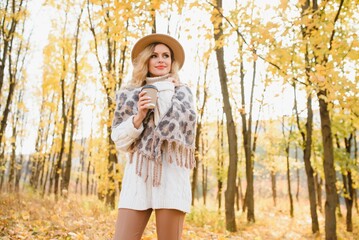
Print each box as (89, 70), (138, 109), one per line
(131, 34), (185, 70)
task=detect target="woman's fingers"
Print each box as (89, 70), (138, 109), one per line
(136, 92), (152, 121)
(138, 92), (152, 110)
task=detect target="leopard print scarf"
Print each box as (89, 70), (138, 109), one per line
(112, 85), (197, 186)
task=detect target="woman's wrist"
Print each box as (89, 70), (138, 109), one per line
(133, 114), (144, 129)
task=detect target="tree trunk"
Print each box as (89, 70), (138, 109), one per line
(75, 166), (80, 194)
(217, 179), (223, 210)
(15, 154), (23, 192)
(0, 68), (16, 152)
(44, 117), (58, 197)
(336, 193), (342, 218)
(54, 11), (71, 198)
(8, 118), (17, 191)
(285, 142), (294, 217)
(237, 38), (256, 223)
(0, 149), (6, 191)
(41, 154), (50, 197)
(354, 190), (358, 214)
(1, 0), (28, 192)
(240, 58), (255, 223)
(54, 67), (68, 198)
(271, 171), (277, 206)
(312, 0), (344, 237)
(106, 89), (118, 207)
(343, 172), (353, 232)
(286, 145), (294, 217)
(217, 111), (224, 211)
(79, 139), (85, 195)
(354, 133), (359, 214)
(0, 154), (7, 191)
(86, 160), (91, 196)
(0, 0), (24, 97)
(106, 132), (117, 208)
(297, 1), (320, 228)
(295, 146), (300, 201)
(237, 175), (243, 211)
(91, 167), (96, 195)
(282, 117), (294, 217)
(192, 119), (201, 205)
(315, 174), (323, 213)
(343, 134), (354, 232)
(38, 156), (46, 190)
(62, 8), (83, 194)
(150, 0), (156, 33)
(201, 157), (208, 205)
(192, 53), (209, 205)
(313, 141), (322, 213)
(201, 131), (208, 205)
(80, 166), (83, 195)
(104, 66), (118, 208)
(212, 0), (239, 231)
(22, 157), (31, 191)
(0, 1), (26, 185)
(8, 88), (25, 191)
(318, 93), (337, 240)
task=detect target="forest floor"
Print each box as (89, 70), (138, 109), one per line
(0, 191), (358, 240)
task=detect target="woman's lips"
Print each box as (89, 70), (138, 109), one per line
(156, 66), (166, 69)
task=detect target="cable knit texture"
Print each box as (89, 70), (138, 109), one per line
(111, 77), (196, 213)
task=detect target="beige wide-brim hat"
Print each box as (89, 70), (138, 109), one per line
(131, 33), (185, 70)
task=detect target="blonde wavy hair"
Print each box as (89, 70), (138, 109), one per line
(128, 43), (180, 88)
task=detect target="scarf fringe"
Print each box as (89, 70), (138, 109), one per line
(130, 140), (196, 187)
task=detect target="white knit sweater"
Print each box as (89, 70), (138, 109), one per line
(111, 76), (192, 213)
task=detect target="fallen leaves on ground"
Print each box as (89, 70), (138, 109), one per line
(0, 191), (358, 239)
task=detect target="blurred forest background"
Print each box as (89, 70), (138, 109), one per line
(0, 0), (359, 239)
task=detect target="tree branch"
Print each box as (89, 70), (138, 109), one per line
(207, 0), (282, 71)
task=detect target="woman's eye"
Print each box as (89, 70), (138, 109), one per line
(151, 55), (157, 58)
(163, 54), (170, 58)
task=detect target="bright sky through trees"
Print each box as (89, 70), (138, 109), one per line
(21, 0), (310, 155)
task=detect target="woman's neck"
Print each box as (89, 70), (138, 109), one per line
(146, 74), (170, 84)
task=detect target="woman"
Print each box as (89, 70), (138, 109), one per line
(111, 33), (196, 240)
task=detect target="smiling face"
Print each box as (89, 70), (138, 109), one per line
(148, 43), (172, 77)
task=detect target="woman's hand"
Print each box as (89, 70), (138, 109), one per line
(133, 91), (151, 129)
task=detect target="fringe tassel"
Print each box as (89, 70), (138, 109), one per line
(129, 152), (135, 164)
(134, 154), (152, 183)
(185, 148), (190, 168)
(153, 162), (163, 187)
(167, 142), (173, 164)
(145, 157), (150, 182)
(135, 153), (140, 175)
(179, 145), (184, 167)
(136, 153), (144, 177)
(175, 144), (180, 166)
(133, 143), (196, 186)
(190, 149), (196, 168)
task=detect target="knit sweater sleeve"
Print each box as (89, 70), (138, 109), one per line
(111, 115), (144, 152)
(111, 89), (144, 152)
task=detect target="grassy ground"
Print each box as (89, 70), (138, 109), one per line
(0, 191), (358, 239)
